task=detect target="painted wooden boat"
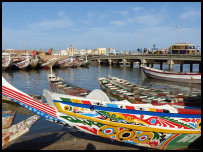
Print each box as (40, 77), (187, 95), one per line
(2, 58), (13, 71)
(141, 66), (201, 84)
(41, 58), (57, 69)
(104, 75), (201, 107)
(14, 57), (31, 70)
(2, 76), (201, 150)
(78, 60), (89, 68)
(30, 58), (39, 68)
(42, 89), (201, 150)
(57, 58), (73, 68)
(47, 68), (90, 96)
(2, 76), (72, 128)
(2, 111), (16, 129)
(11, 57), (26, 63)
(2, 114), (40, 149)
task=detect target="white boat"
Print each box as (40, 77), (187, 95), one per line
(2, 53), (12, 70)
(141, 66), (201, 84)
(57, 58), (73, 68)
(41, 58), (57, 69)
(14, 56), (31, 70)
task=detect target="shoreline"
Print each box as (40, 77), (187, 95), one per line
(5, 130), (150, 150)
(5, 130), (201, 150)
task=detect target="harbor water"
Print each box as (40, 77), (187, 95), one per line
(2, 64), (201, 147)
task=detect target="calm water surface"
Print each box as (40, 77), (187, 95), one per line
(2, 64), (201, 139)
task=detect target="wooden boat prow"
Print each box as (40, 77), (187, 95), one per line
(2, 115), (40, 149)
(2, 111), (16, 129)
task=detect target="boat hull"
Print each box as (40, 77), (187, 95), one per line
(142, 66), (201, 84)
(41, 58), (57, 69)
(30, 59), (39, 68)
(43, 90), (201, 150)
(2, 115), (40, 149)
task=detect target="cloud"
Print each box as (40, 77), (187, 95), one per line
(127, 8), (167, 26)
(109, 20), (126, 27)
(131, 7), (143, 11)
(57, 10), (65, 17)
(31, 19), (74, 30)
(87, 12), (95, 18)
(179, 10), (201, 20)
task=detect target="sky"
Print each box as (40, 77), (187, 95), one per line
(2, 2), (201, 52)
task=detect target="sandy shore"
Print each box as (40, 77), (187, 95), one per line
(5, 130), (201, 150)
(5, 130), (151, 150)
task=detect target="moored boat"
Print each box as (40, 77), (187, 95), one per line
(2, 111), (16, 129)
(41, 58), (57, 69)
(47, 67), (90, 96)
(30, 58), (39, 69)
(98, 76), (201, 106)
(14, 56), (31, 70)
(2, 58), (13, 71)
(2, 114), (40, 149)
(43, 89), (201, 150)
(2, 76), (201, 150)
(57, 58), (73, 68)
(141, 66), (201, 84)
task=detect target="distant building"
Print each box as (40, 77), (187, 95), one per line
(5, 49), (36, 57)
(108, 48), (115, 53)
(94, 48), (106, 55)
(58, 49), (68, 55)
(68, 48), (78, 56)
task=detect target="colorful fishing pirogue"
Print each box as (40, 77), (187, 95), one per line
(2, 111), (16, 129)
(2, 77), (201, 150)
(2, 110), (40, 149)
(47, 69), (90, 96)
(98, 75), (201, 106)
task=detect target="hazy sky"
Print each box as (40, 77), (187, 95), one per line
(2, 2), (201, 51)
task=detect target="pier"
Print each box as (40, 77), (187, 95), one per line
(88, 54), (201, 73)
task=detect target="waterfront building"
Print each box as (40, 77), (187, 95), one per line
(58, 49), (68, 55)
(108, 48), (115, 53)
(5, 49), (36, 57)
(94, 48), (106, 55)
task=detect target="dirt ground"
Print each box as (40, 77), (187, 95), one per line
(5, 131), (151, 150)
(5, 130), (201, 150)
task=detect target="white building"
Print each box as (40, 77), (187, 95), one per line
(94, 48), (106, 55)
(58, 49), (68, 55)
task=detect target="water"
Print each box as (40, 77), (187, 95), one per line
(2, 64), (201, 139)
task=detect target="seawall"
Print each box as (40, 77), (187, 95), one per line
(39, 55), (69, 63)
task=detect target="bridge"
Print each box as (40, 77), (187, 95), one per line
(88, 54), (201, 72)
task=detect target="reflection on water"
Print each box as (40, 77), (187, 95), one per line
(2, 65), (201, 96)
(2, 101), (35, 116)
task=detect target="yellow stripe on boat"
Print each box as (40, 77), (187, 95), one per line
(54, 102), (201, 134)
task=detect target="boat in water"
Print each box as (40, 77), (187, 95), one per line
(2, 76), (201, 150)
(57, 58), (73, 68)
(141, 66), (201, 84)
(2, 115), (40, 149)
(98, 76), (201, 107)
(41, 58), (57, 69)
(14, 56), (31, 70)
(30, 57), (39, 69)
(2, 111), (16, 129)
(2, 53), (13, 71)
(47, 67), (90, 96)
